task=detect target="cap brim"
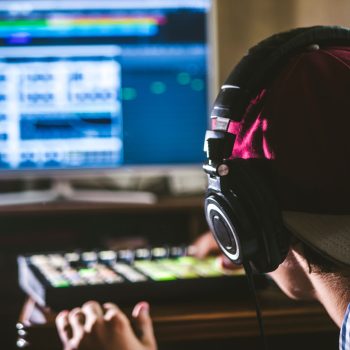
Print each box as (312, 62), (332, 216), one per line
(282, 211), (350, 266)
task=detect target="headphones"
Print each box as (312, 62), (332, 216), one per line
(203, 26), (350, 273)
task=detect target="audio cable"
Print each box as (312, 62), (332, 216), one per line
(243, 262), (268, 350)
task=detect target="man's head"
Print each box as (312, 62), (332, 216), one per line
(205, 27), (350, 275)
(204, 25), (350, 328)
(232, 44), (350, 270)
(228, 33), (350, 320)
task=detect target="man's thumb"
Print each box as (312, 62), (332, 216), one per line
(132, 302), (157, 348)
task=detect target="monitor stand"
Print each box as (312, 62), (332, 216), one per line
(0, 179), (157, 206)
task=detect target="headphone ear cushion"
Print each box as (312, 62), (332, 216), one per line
(228, 160), (289, 271)
(232, 159), (289, 271)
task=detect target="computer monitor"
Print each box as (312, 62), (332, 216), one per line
(0, 0), (214, 177)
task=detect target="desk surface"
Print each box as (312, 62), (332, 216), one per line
(17, 285), (338, 350)
(0, 195), (204, 215)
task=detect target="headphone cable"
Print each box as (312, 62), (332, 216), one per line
(243, 262), (268, 350)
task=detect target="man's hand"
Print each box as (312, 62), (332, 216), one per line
(192, 231), (239, 270)
(56, 301), (157, 350)
(192, 231), (220, 258)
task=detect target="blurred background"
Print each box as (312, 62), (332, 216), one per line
(215, 0), (350, 84)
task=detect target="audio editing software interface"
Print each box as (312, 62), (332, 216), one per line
(0, 0), (211, 172)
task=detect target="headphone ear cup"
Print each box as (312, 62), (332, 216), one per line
(205, 191), (259, 266)
(205, 160), (289, 273)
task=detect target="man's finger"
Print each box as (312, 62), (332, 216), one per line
(103, 302), (119, 312)
(56, 310), (73, 343)
(81, 301), (104, 332)
(132, 302), (157, 348)
(68, 308), (85, 341)
(105, 304), (131, 331)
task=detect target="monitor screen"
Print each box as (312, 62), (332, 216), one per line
(0, 0), (213, 173)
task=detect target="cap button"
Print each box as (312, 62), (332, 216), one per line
(306, 44), (320, 51)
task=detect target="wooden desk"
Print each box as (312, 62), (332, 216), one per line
(17, 285), (338, 350)
(0, 196), (207, 253)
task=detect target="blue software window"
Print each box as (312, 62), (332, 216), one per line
(0, 0), (212, 170)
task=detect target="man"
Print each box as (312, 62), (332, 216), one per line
(56, 31), (350, 350)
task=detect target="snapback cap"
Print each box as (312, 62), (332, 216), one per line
(231, 44), (350, 266)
